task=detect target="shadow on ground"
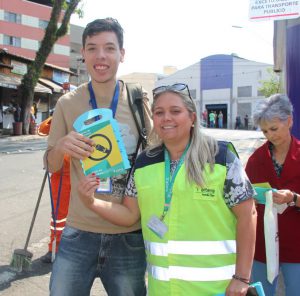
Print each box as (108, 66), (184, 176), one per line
(0, 257), (52, 291)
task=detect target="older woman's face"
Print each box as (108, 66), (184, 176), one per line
(152, 92), (195, 145)
(259, 116), (292, 146)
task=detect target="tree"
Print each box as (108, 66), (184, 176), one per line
(258, 68), (283, 98)
(19, 0), (82, 134)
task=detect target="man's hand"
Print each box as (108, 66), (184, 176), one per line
(57, 131), (95, 160)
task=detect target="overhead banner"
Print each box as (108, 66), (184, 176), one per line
(249, 0), (300, 21)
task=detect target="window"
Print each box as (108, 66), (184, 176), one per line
(4, 11), (21, 23)
(4, 35), (21, 47)
(39, 19), (49, 29)
(237, 86), (252, 97)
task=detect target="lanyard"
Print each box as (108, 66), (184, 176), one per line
(162, 143), (190, 220)
(88, 80), (120, 117)
(47, 169), (63, 236)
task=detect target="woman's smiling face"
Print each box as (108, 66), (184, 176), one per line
(152, 92), (195, 145)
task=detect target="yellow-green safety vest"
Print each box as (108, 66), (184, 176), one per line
(134, 142), (237, 296)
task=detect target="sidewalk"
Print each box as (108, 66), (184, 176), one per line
(0, 132), (43, 143)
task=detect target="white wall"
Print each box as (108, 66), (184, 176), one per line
(155, 62), (201, 114)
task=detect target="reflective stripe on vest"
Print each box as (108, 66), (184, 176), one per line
(144, 240), (236, 256)
(147, 263), (235, 281)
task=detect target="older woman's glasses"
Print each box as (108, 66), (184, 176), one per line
(152, 83), (192, 99)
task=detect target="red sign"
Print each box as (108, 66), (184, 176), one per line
(63, 82), (70, 91)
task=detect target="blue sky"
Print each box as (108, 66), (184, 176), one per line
(71, 0), (274, 75)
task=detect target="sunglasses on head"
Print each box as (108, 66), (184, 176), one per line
(152, 83), (192, 99)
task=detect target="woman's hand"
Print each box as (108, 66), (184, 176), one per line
(225, 278), (248, 296)
(78, 173), (100, 208)
(273, 189), (293, 204)
(78, 174), (140, 227)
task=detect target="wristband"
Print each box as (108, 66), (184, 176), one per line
(232, 274), (250, 285)
(289, 192), (299, 207)
(293, 192), (300, 210)
(293, 192), (298, 204)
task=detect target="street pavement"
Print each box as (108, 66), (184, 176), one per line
(0, 128), (284, 295)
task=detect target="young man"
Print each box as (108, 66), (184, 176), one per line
(46, 18), (151, 295)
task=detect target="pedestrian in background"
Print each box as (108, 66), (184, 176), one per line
(202, 108), (207, 127)
(13, 103), (21, 123)
(244, 114), (249, 130)
(78, 83), (257, 295)
(218, 110), (223, 128)
(209, 110), (215, 128)
(235, 115), (241, 129)
(245, 94), (300, 296)
(46, 18), (152, 295)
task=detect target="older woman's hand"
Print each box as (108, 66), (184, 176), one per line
(78, 173), (100, 208)
(273, 189), (293, 205)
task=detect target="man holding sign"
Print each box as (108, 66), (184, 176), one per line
(46, 18), (152, 295)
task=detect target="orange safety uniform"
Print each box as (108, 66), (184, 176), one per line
(38, 117), (71, 252)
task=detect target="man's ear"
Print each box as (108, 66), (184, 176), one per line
(81, 48), (85, 63)
(120, 48), (125, 63)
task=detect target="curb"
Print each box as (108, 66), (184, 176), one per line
(0, 134), (45, 142)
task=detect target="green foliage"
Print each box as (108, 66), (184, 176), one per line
(19, 0), (83, 134)
(258, 68), (283, 98)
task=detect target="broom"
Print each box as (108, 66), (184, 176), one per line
(10, 170), (48, 272)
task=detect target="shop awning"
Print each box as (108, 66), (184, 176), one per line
(0, 73), (52, 93)
(38, 78), (64, 93)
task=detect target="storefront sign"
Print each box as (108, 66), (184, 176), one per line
(52, 70), (70, 84)
(11, 60), (27, 75)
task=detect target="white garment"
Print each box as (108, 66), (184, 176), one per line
(3, 113), (14, 129)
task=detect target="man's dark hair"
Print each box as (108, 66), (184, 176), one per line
(82, 18), (124, 49)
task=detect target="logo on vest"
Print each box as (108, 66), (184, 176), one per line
(194, 187), (216, 201)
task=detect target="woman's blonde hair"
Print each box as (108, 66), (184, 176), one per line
(147, 90), (218, 187)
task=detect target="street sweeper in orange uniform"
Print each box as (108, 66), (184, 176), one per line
(38, 114), (71, 263)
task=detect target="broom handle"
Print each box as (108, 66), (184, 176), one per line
(24, 170), (48, 250)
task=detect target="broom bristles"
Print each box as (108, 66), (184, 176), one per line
(10, 249), (33, 272)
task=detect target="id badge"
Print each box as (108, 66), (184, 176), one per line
(96, 178), (112, 193)
(147, 215), (168, 239)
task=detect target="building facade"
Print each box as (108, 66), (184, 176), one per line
(69, 24), (89, 86)
(274, 17), (300, 139)
(156, 54), (272, 129)
(0, 50), (74, 132)
(0, 0), (70, 68)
